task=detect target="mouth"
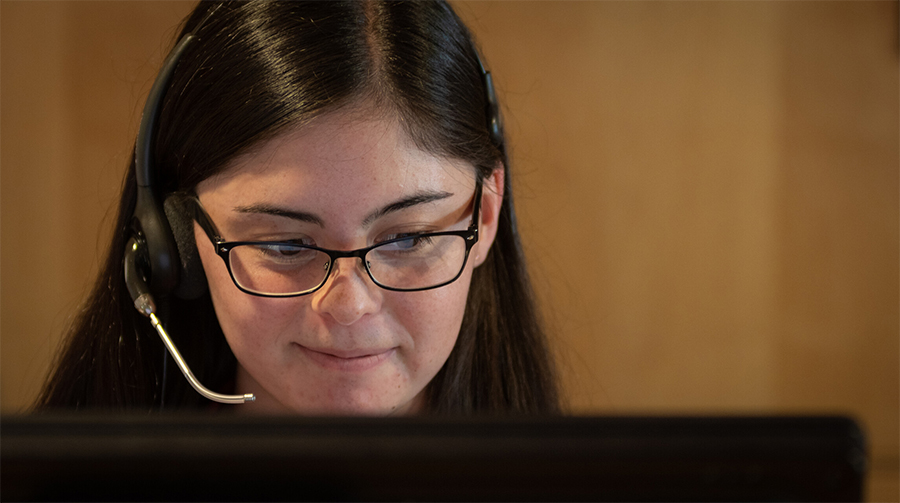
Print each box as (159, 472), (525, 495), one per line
(294, 344), (395, 372)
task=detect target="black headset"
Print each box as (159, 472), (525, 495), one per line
(124, 5), (218, 305)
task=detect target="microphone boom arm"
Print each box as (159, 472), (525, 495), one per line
(148, 312), (255, 404)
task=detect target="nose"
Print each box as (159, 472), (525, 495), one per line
(310, 257), (381, 326)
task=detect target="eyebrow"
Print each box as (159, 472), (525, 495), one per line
(232, 190), (454, 229)
(361, 190), (453, 227)
(232, 204), (325, 227)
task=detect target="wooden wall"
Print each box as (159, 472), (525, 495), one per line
(2, 2), (897, 500)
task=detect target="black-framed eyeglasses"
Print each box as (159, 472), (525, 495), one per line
(183, 179), (482, 297)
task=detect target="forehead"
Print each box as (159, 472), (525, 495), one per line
(196, 108), (474, 210)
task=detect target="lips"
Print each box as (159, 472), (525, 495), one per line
(294, 343), (395, 372)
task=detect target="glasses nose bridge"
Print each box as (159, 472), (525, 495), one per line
(327, 247), (370, 264)
(324, 248), (372, 281)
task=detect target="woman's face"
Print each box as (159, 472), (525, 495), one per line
(194, 108), (503, 415)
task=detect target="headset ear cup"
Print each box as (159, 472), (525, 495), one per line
(163, 195), (207, 299)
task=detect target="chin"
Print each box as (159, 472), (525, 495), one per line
(284, 391), (421, 417)
(286, 402), (404, 417)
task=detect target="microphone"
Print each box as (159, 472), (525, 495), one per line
(125, 237), (255, 405)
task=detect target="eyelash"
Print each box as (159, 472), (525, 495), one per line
(378, 230), (423, 242)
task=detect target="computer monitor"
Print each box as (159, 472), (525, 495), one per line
(1, 414), (866, 501)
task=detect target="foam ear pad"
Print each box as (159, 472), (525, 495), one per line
(163, 195), (208, 299)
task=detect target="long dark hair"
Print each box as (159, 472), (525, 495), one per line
(36, 0), (559, 414)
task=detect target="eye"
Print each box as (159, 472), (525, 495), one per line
(261, 244), (303, 256)
(376, 233), (435, 253)
(252, 242), (319, 264)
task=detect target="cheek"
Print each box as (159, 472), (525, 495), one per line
(195, 227), (299, 347)
(388, 269), (473, 372)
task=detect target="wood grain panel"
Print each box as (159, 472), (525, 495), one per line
(2, 1), (896, 500)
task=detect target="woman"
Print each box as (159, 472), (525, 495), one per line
(37, 0), (558, 415)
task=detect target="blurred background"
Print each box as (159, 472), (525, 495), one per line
(2, 1), (897, 500)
